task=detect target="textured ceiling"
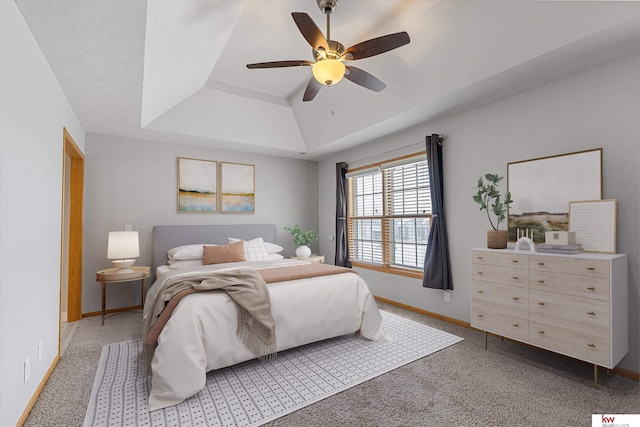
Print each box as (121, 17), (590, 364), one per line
(15, 0), (640, 160)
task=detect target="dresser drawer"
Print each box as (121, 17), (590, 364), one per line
(472, 281), (529, 341)
(472, 250), (528, 268)
(530, 290), (610, 366)
(530, 313), (610, 366)
(529, 255), (609, 278)
(530, 290), (609, 331)
(471, 264), (528, 288)
(529, 270), (610, 301)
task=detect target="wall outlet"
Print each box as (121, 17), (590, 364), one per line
(124, 224), (133, 232)
(24, 358), (30, 383)
(444, 291), (451, 303)
(38, 341), (43, 363)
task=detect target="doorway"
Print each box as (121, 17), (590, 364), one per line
(61, 128), (84, 338)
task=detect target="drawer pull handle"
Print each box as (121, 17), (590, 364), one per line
(512, 276), (519, 280)
(587, 287), (596, 291)
(538, 302), (545, 306)
(477, 271), (483, 275)
(512, 324), (519, 328)
(537, 280), (545, 284)
(511, 260), (518, 263)
(588, 311), (596, 316)
(587, 267), (596, 271)
(477, 290), (483, 294)
(477, 314), (483, 318)
(537, 262), (544, 266)
(538, 330), (545, 334)
(588, 343), (596, 348)
(477, 256), (483, 260)
(512, 297), (519, 301)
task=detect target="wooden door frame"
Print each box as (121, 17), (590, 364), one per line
(61, 128), (84, 323)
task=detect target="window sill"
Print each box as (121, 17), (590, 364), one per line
(351, 261), (423, 280)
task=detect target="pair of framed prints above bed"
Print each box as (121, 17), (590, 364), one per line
(177, 157), (255, 214)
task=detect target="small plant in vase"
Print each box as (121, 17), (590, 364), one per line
(473, 173), (513, 249)
(285, 225), (319, 258)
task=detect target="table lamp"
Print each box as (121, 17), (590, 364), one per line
(107, 231), (140, 271)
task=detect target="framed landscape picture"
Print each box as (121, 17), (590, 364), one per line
(507, 148), (602, 242)
(220, 162), (255, 213)
(177, 157), (217, 212)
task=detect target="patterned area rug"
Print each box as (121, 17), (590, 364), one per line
(84, 310), (463, 427)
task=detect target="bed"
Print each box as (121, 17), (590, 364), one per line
(143, 224), (388, 411)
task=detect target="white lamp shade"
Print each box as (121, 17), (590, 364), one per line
(107, 231), (140, 259)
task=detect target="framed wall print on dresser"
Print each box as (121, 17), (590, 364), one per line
(507, 148), (602, 243)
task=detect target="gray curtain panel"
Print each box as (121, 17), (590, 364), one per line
(422, 134), (453, 290)
(335, 162), (352, 267)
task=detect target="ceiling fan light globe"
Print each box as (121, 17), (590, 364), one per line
(312, 59), (345, 86)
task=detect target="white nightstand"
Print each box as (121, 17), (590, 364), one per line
(291, 254), (325, 264)
(96, 266), (150, 325)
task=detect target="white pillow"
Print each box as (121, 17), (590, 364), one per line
(262, 241), (284, 254)
(228, 237), (269, 261)
(167, 244), (212, 261)
(167, 259), (203, 269)
(228, 237), (283, 254)
(266, 253), (284, 260)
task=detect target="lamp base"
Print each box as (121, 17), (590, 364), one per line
(112, 259), (135, 270)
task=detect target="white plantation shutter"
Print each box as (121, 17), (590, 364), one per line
(347, 154), (431, 271)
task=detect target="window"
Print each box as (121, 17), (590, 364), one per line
(347, 153), (431, 278)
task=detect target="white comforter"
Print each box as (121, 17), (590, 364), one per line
(144, 259), (389, 411)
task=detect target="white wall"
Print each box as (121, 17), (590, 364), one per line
(318, 53), (640, 372)
(82, 134), (319, 313)
(0, 1), (85, 425)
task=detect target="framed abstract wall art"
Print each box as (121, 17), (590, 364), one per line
(220, 162), (255, 213)
(507, 148), (602, 242)
(177, 157), (217, 212)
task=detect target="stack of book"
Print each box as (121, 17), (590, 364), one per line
(537, 244), (583, 254)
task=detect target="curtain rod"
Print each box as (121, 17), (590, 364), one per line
(347, 134), (444, 166)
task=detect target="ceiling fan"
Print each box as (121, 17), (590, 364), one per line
(246, 0), (410, 102)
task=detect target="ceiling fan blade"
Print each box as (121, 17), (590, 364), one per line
(343, 32), (410, 60)
(292, 12), (329, 52)
(345, 66), (386, 92)
(303, 77), (323, 102)
(246, 60), (314, 69)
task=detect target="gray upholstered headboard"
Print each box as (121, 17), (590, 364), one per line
(151, 224), (276, 281)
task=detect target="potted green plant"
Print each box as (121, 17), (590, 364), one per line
(285, 225), (319, 258)
(473, 173), (513, 249)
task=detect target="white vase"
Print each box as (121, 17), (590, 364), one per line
(295, 245), (311, 258)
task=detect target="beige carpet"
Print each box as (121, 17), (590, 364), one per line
(24, 302), (639, 426)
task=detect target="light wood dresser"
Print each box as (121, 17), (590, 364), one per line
(471, 248), (628, 387)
